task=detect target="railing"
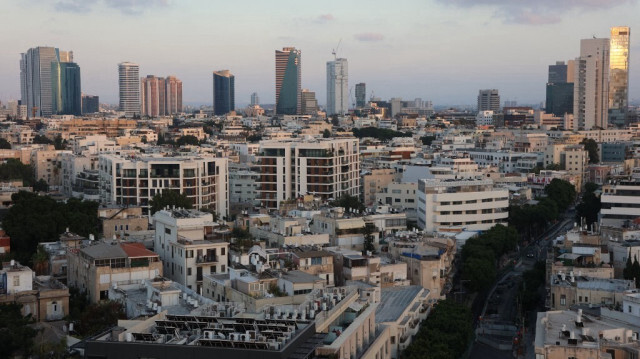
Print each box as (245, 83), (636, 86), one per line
(196, 255), (218, 264)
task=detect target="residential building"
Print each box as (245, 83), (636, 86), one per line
(81, 94), (99, 114)
(250, 216), (330, 248)
(250, 92), (259, 106)
(98, 153), (229, 216)
(291, 249), (335, 286)
(550, 270), (634, 310)
(153, 209), (229, 293)
(477, 89), (500, 112)
(51, 61), (81, 115)
(601, 180), (640, 227)
(257, 138), (360, 210)
(311, 209), (367, 249)
(301, 89), (318, 115)
(609, 26), (631, 127)
(416, 178), (509, 233)
(229, 169), (260, 212)
(213, 70), (235, 116)
(165, 75), (183, 115)
(67, 241), (162, 303)
(99, 206), (149, 240)
(475, 110), (494, 126)
(20, 46), (73, 117)
(118, 62), (140, 118)
(363, 168), (396, 206)
(275, 47), (301, 115)
(546, 82), (574, 117)
(326, 58), (348, 115)
(574, 38), (610, 130)
(355, 82), (366, 108)
(140, 75), (166, 117)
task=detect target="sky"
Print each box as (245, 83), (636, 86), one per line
(1, 0), (639, 108)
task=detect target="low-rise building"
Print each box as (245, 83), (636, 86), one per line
(549, 271), (634, 310)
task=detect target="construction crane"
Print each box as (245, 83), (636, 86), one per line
(332, 39), (342, 60)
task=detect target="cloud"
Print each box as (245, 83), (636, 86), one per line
(436, 0), (636, 25)
(47, 0), (169, 15)
(317, 14), (334, 22)
(354, 33), (384, 42)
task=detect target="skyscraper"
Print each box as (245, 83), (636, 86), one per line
(165, 76), (183, 115)
(609, 26), (631, 127)
(573, 38), (610, 130)
(118, 62), (140, 118)
(545, 61), (574, 117)
(20, 46), (73, 117)
(275, 47), (301, 115)
(326, 58), (348, 115)
(355, 83), (366, 108)
(51, 62), (81, 115)
(477, 89), (500, 112)
(212, 70), (235, 116)
(81, 94), (99, 114)
(141, 75), (166, 117)
(301, 89), (318, 115)
(250, 92), (259, 106)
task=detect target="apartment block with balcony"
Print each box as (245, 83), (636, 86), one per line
(99, 154), (228, 216)
(153, 209), (229, 294)
(416, 178), (509, 233)
(601, 181), (640, 228)
(257, 138), (360, 210)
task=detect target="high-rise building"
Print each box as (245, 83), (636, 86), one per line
(326, 58), (348, 115)
(609, 26), (631, 127)
(51, 62), (81, 116)
(212, 70), (235, 116)
(257, 138), (360, 210)
(141, 75), (166, 117)
(20, 46), (73, 117)
(81, 94), (99, 114)
(250, 92), (259, 106)
(573, 38), (610, 130)
(301, 89), (318, 115)
(477, 89), (500, 112)
(355, 83), (366, 108)
(275, 47), (301, 115)
(118, 62), (140, 118)
(165, 76), (183, 115)
(545, 61), (574, 117)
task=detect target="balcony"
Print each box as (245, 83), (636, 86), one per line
(196, 255), (218, 264)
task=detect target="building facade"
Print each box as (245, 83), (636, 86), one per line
(355, 83), (366, 108)
(118, 62), (140, 118)
(81, 94), (99, 114)
(20, 46), (73, 117)
(326, 58), (348, 115)
(275, 47), (301, 115)
(51, 61), (81, 116)
(609, 26), (631, 127)
(477, 89), (500, 112)
(573, 38), (610, 130)
(213, 70), (235, 116)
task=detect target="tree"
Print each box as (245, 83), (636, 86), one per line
(0, 158), (35, 186)
(331, 115), (340, 127)
(633, 256), (640, 288)
(576, 182), (601, 227)
(150, 190), (193, 214)
(74, 301), (126, 337)
(247, 134), (262, 142)
(0, 138), (12, 149)
(581, 138), (599, 164)
(331, 194), (365, 214)
(624, 255), (633, 281)
(53, 134), (65, 150)
(419, 135), (435, 146)
(545, 178), (576, 212)
(176, 135), (200, 146)
(322, 129), (332, 138)
(363, 223), (376, 254)
(32, 135), (53, 145)
(32, 178), (49, 192)
(351, 127), (412, 141)
(0, 303), (38, 357)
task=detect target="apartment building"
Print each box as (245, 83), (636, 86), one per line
(257, 138), (360, 210)
(99, 153), (228, 216)
(601, 181), (640, 227)
(153, 209), (229, 293)
(416, 178), (509, 233)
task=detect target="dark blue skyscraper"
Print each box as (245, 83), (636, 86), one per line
(52, 62), (81, 116)
(213, 70), (235, 116)
(545, 61), (573, 117)
(275, 47), (301, 115)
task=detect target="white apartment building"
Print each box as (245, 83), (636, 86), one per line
(375, 182), (418, 220)
(601, 181), (640, 227)
(467, 150), (540, 173)
(475, 110), (494, 126)
(257, 138), (360, 210)
(153, 209), (229, 294)
(99, 154), (228, 216)
(416, 178), (509, 233)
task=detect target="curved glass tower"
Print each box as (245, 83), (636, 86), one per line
(275, 47), (301, 115)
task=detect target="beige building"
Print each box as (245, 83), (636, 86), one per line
(99, 206), (148, 240)
(311, 208), (368, 249)
(362, 169), (395, 206)
(67, 241), (162, 302)
(550, 272), (634, 310)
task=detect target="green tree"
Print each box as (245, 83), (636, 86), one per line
(419, 135), (436, 146)
(150, 190), (193, 214)
(0, 138), (12, 149)
(633, 256), (640, 287)
(53, 134), (65, 150)
(624, 255), (633, 281)
(0, 303), (38, 357)
(247, 134), (262, 142)
(581, 138), (599, 164)
(331, 194), (365, 214)
(545, 178), (576, 212)
(0, 158), (35, 186)
(363, 223), (376, 254)
(322, 129), (332, 138)
(576, 182), (601, 227)
(175, 135), (200, 146)
(351, 127), (411, 141)
(74, 301), (126, 337)
(32, 178), (49, 192)
(32, 135), (53, 145)
(331, 115), (340, 127)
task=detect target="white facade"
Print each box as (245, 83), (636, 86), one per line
(416, 178), (509, 233)
(601, 181), (640, 227)
(118, 62), (140, 118)
(573, 38), (610, 130)
(326, 58), (348, 116)
(99, 154), (228, 216)
(475, 110), (494, 126)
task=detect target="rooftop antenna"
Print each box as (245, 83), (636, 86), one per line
(332, 39), (342, 60)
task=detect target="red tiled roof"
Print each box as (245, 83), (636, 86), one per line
(120, 242), (158, 258)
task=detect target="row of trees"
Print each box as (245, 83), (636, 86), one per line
(460, 224), (519, 292)
(402, 300), (474, 359)
(351, 127), (412, 141)
(3, 191), (100, 264)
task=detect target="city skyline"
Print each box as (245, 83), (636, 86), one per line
(1, 1), (640, 107)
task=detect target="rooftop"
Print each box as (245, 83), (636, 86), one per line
(375, 286), (425, 323)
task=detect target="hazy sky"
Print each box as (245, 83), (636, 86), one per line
(1, 0), (639, 107)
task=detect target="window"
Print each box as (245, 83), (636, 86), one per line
(187, 268), (192, 276)
(560, 295), (566, 306)
(165, 228), (171, 235)
(221, 265), (226, 272)
(13, 276), (19, 286)
(221, 248), (225, 256)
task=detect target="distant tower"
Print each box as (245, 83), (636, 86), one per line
(250, 92), (259, 106)
(326, 58), (348, 115)
(608, 26), (631, 127)
(165, 75), (183, 115)
(51, 62), (81, 116)
(477, 89), (500, 112)
(355, 83), (366, 108)
(140, 75), (166, 117)
(275, 47), (301, 115)
(573, 38), (610, 130)
(212, 70), (235, 116)
(545, 61), (574, 117)
(20, 46), (73, 117)
(118, 62), (140, 118)
(301, 89), (318, 115)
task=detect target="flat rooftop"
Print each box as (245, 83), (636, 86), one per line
(375, 286), (425, 323)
